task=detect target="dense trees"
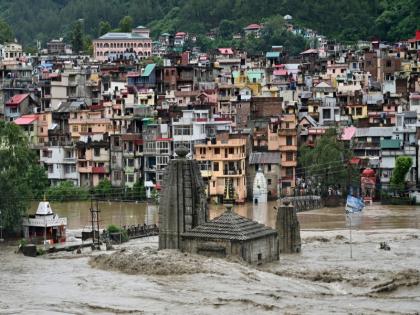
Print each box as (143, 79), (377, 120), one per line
(298, 129), (358, 196)
(0, 121), (48, 232)
(0, 0), (417, 48)
(390, 156), (413, 190)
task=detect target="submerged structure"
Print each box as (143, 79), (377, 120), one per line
(22, 201), (67, 244)
(276, 199), (301, 253)
(181, 178), (279, 264)
(158, 146), (208, 250)
(253, 168), (268, 204)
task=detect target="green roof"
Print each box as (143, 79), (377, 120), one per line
(142, 64), (156, 77)
(380, 139), (401, 149)
(266, 51), (280, 58)
(247, 70), (263, 82)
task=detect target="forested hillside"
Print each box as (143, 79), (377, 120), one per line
(0, 0), (418, 46)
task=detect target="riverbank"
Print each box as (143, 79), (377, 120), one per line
(1, 228), (419, 314)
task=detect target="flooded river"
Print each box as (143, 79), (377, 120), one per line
(40, 200), (420, 231)
(1, 202), (420, 314)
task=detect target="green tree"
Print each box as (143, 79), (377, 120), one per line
(119, 15), (134, 32)
(0, 121), (47, 232)
(298, 128), (356, 196)
(132, 181), (146, 200)
(94, 178), (113, 199)
(98, 21), (111, 36)
(390, 156), (413, 191)
(71, 20), (84, 53)
(46, 181), (89, 202)
(0, 18), (14, 43)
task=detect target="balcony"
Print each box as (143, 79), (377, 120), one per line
(92, 166), (108, 174)
(222, 169), (243, 176)
(281, 160), (297, 167)
(280, 145), (297, 152)
(278, 129), (296, 136)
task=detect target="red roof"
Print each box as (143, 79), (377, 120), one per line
(349, 157), (361, 165)
(218, 48), (233, 55)
(127, 71), (140, 77)
(416, 30), (420, 41)
(244, 24), (262, 30)
(176, 32), (186, 37)
(13, 114), (38, 125)
(6, 94), (29, 107)
(273, 69), (288, 76)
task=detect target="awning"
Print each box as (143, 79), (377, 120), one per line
(14, 115), (38, 125)
(349, 157), (361, 165)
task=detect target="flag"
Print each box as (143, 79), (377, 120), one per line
(345, 195), (364, 213)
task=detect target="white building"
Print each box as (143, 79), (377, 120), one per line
(172, 109), (231, 157)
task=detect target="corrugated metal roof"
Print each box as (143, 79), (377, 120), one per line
(266, 51), (280, 58)
(249, 152), (280, 165)
(355, 127), (394, 138)
(99, 32), (149, 40)
(380, 139), (401, 149)
(182, 209), (277, 241)
(142, 64), (155, 77)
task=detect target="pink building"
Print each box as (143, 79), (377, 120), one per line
(93, 26), (152, 61)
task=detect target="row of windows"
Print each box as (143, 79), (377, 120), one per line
(96, 42), (151, 49)
(96, 50), (151, 57)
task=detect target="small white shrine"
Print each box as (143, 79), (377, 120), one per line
(22, 202), (67, 244)
(253, 168), (268, 204)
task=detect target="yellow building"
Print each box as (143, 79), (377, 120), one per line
(194, 133), (247, 203)
(345, 104), (368, 120)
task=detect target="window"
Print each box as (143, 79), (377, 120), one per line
(267, 179), (272, 186)
(72, 125), (78, 132)
(386, 60), (392, 67)
(174, 125), (191, 135)
(114, 171), (121, 181)
(199, 148), (206, 155)
(126, 158), (134, 167)
(94, 147), (100, 157)
(127, 174), (134, 182)
(229, 148), (234, 154)
(213, 162), (219, 171)
(322, 108), (331, 119)
(81, 125), (87, 132)
(286, 167), (294, 177)
(267, 164), (271, 172)
(356, 107), (363, 116)
(286, 152), (294, 161)
(286, 136), (293, 146)
(114, 137), (120, 147)
(215, 148), (220, 155)
(157, 141), (169, 154)
(48, 165), (53, 173)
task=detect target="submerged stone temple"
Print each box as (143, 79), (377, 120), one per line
(158, 146), (208, 250)
(181, 178), (279, 264)
(276, 199), (301, 253)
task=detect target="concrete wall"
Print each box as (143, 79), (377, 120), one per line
(182, 235), (279, 265)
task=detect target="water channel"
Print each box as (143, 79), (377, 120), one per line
(35, 200), (420, 231)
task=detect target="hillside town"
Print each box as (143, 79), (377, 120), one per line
(1, 21), (420, 204)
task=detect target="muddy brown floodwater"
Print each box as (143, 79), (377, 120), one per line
(44, 200), (420, 230)
(1, 202), (420, 314)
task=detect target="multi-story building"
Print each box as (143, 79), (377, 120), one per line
(172, 109), (231, 157)
(194, 133), (247, 203)
(50, 66), (100, 109)
(143, 121), (172, 196)
(92, 26), (153, 62)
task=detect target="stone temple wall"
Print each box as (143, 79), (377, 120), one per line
(159, 149), (208, 250)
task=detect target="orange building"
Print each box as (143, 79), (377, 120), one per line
(194, 133), (247, 203)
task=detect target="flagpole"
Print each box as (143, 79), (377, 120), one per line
(348, 213), (353, 259)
